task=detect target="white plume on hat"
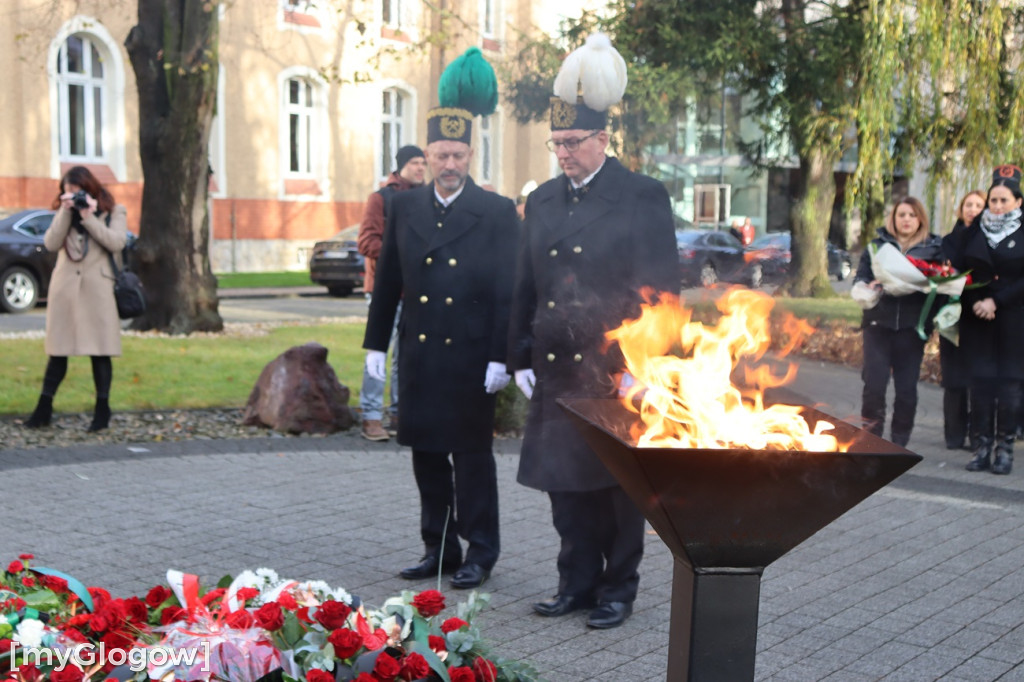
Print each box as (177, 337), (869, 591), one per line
(553, 32), (628, 113)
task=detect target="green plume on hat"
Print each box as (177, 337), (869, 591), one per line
(437, 47), (498, 117)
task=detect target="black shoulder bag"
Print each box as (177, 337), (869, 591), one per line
(103, 213), (146, 319)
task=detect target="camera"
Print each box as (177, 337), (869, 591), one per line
(72, 190), (90, 210)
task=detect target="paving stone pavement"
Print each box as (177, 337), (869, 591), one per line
(2, 357), (1023, 681)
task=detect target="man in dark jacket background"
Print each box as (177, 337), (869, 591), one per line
(356, 145), (425, 441)
(507, 33), (679, 630)
(363, 47), (518, 590)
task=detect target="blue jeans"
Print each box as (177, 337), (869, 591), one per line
(361, 297), (400, 421)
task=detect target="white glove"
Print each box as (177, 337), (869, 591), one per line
(484, 361), (511, 394)
(515, 368), (536, 399)
(365, 350), (387, 381)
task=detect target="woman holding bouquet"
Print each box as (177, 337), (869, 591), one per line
(940, 190), (986, 450)
(944, 165), (1024, 475)
(854, 196), (944, 447)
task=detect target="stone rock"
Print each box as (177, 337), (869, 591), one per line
(242, 342), (355, 434)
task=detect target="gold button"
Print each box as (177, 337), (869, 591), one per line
(546, 353), (556, 362)
(445, 297), (453, 305)
(573, 246), (582, 254)
(549, 249), (558, 257)
(547, 301), (556, 309)
(572, 196), (580, 204)
(449, 258), (457, 267)
(573, 354), (583, 362)
(419, 295), (428, 303)
(418, 334), (426, 342)
(426, 257), (433, 265)
(445, 338), (452, 345)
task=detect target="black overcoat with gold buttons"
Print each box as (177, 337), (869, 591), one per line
(507, 157), (679, 491)
(944, 217), (1024, 380)
(364, 177), (520, 452)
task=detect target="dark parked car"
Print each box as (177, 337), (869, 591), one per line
(309, 226), (365, 297)
(0, 209), (57, 313)
(677, 228), (761, 287)
(745, 232), (853, 282)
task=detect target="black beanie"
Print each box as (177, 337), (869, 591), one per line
(396, 145), (425, 172)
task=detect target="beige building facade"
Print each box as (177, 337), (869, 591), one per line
(0, 0), (557, 272)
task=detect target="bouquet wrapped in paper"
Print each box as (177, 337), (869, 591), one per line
(868, 242), (971, 339)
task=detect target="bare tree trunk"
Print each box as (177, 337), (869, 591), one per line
(125, 0), (222, 334)
(779, 146), (840, 297)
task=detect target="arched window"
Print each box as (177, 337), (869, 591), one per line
(279, 68), (327, 196)
(56, 34), (107, 160)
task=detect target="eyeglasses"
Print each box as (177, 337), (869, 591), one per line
(545, 131), (599, 153)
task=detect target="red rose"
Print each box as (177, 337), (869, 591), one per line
(124, 597), (148, 625)
(277, 591), (299, 610)
(296, 606), (314, 624)
(89, 611), (111, 634)
(21, 575), (36, 588)
(63, 628), (88, 644)
(67, 613), (91, 628)
(448, 667), (475, 682)
(472, 657), (498, 682)
(327, 628), (362, 659)
(200, 587), (226, 606)
(355, 674), (376, 682)
(441, 617), (468, 633)
(236, 587), (260, 602)
(315, 600), (352, 630)
(428, 634), (447, 653)
(88, 586), (111, 610)
(399, 652), (430, 681)
(226, 609), (255, 629)
(411, 589), (445, 618)
(49, 666), (85, 682)
(306, 670), (334, 682)
(18, 553), (34, 560)
(373, 652), (402, 681)
(160, 605), (186, 625)
(40, 574), (69, 593)
(255, 602), (285, 631)
(6, 560), (23, 573)
(145, 585), (172, 608)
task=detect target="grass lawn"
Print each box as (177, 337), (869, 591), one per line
(1, 322), (371, 416)
(216, 271), (315, 289)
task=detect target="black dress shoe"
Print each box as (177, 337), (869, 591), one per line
(399, 555), (461, 580)
(586, 601), (633, 629)
(532, 594), (595, 617)
(449, 563), (489, 589)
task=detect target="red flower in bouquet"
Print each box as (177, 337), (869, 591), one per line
(235, 586), (260, 602)
(226, 608), (255, 629)
(88, 586), (111, 611)
(441, 617), (468, 633)
(449, 667), (475, 682)
(124, 596), (148, 625)
(277, 590), (299, 610)
(905, 255), (973, 285)
(160, 605), (186, 625)
(39, 574), (69, 593)
(411, 589), (445, 617)
(6, 560), (24, 573)
(428, 634), (447, 653)
(145, 585), (173, 608)
(373, 652), (402, 681)
(255, 602), (285, 631)
(328, 627), (362, 659)
(200, 587), (226, 606)
(20, 575), (36, 588)
(314, 599), (352, 630)
(400, 652), (430, 680)
(306, 670), (334, 682)
(18, 553), (34, 561)
(472, 656), (498, 682)
(48, 665), (85, 682)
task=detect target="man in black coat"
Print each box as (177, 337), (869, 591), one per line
(507, 35), (679, 629)
(363, 105), (519, 589)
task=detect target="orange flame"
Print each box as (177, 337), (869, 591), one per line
(606, 287), (846, 452)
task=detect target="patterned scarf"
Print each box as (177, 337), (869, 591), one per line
(980, 207), (1022, 249)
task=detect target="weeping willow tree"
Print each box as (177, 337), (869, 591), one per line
(852, 0), (1024, 236)
(503, 0), (1024, 297)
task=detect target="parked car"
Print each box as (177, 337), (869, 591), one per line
(677, 228), (762, 287)
(745, 232), (853, 282)
(309, 225), (365, 297)
(0, 209), (57, 313)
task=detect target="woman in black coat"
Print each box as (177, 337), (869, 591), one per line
(854, 196), (944, 447)
(940, 190), (985, 449)
(944, 165), (1024, 475)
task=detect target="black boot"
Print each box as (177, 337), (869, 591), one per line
(88, 398), (111, 432)
(24, 395), (53, 428)
(966, 436), (993, 472)
(992, 434), (1014, 475)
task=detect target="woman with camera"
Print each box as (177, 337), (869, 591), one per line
(23, 166), (128, 432)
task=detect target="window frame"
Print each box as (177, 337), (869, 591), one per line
(278, 67), (329, 199)
(375, 82), (418, 184)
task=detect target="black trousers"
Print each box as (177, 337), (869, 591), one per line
(548, 486), (645, 604)
(943, 388), (970, 448)
(970, 379), (1021, 440)
(411, 449), (499, 570)
(861, 326), (925, 446)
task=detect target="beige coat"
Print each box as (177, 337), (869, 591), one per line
(43, 205), (128, 357)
